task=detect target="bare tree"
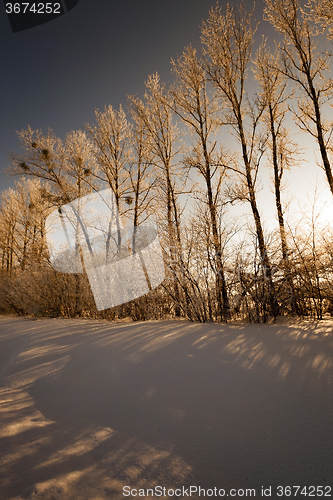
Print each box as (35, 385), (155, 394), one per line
(10, 126), (71, 202)
(127, 108), (158, 251)
(201, 2), (279, 318)
(0, 187), (19, 274)
(254, 41), (301, 314)
(9, 128), (102, 315)
(287, 188), (329, 319)
(129, 74), (184, 316)
(86, 104), (132, 246)
(264, 0), (333, 196)
(62, 130), (97, 200)
(9, 126), (99, 215)
(170, 45), (230, 320)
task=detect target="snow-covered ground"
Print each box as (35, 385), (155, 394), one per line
(0, 317), (332, 500)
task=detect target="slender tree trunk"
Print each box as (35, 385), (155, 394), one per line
(309, 82), (333, 195)
(269, 105), (300, 315)
(238, 114), (279, 318)
(203, 148), (230, 321)
(165, 166), (181, 317)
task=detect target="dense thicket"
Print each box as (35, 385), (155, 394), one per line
(2, 0), (333, 322)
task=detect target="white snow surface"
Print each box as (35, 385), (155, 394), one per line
(0, 317), (332, 500)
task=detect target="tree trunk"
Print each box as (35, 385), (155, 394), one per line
(269, 104), (300, 315)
